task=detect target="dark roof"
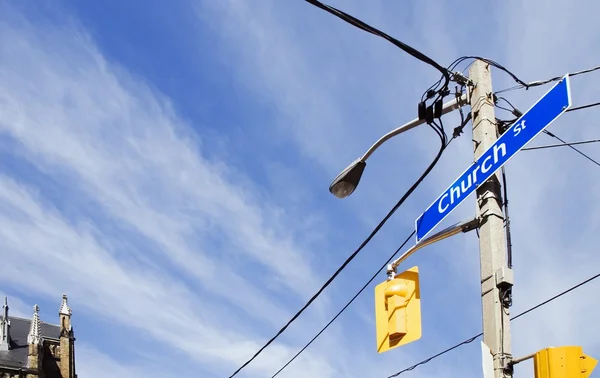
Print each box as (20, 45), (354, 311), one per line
(0, 316), (60, 369)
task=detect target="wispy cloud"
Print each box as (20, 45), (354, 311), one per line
(0, 6), (339, 377)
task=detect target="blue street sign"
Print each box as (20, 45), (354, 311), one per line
(415, 74), (571, 243)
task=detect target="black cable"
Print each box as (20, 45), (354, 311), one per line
(495, 103), (517, 115)
(387, 333), (482, 377)
(495, 64), (600, 94)
(523, 139), (600, 151)
(421, 58), (471, 104)
(566, 101), (600, 113)
(450, 56), (529, 88)
(386, 271), (600, 377)
(304, 0), (456, 138)
(494, 114), (514, 269)
(494, 96), (522, 118)
(270, 230), (415, 377)
(542, 130), (600, 168)
(526, 65), (600, 89)
(501, 166), (513, 269)
(497, 97), (519, 113)
(511, 272), (600, 320)
(227, 111), (451, 378)
(303, 0), (451, 86)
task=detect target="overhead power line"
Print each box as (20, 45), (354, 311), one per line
(495, 64), (600, 94)
(450, 56), (529, 88)
(303, 0), (450, 83)
(542, 130), (600, 168)
(566, 101), (600, 113)
(526, 65), (600, 89)
(523, 139), (600, 151)
(386, 271), (600, 378)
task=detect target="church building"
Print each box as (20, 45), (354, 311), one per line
(0, 294), (76, 378)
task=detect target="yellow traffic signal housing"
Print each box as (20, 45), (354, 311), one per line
(375, 266), (421, 353)
(534, 346), (598, 378)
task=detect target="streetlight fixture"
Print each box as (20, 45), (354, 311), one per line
(329, 158), (366, 199)
(329, 94), (468, 198)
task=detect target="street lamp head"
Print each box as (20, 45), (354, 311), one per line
(329, 159), (366, 199)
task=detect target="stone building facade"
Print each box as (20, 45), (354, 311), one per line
(0, 295), (76, 378)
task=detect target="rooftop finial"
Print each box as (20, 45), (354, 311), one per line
(27, 304), (41, 345)
(2, 297), (7, 320)
(0, 297), (9, 351)
(59, 294), (71, 316)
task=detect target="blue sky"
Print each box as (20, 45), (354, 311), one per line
(0, 0), (599, 377)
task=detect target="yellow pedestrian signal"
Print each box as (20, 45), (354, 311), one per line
(534, 346), (597, 378)
(375, 266), (421, 353)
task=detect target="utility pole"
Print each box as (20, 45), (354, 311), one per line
(469, 60), (513, 378)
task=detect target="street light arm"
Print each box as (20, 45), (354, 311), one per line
(361, 94), (468, 162)
(387, 216), (479, 277)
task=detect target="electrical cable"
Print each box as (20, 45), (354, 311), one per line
(494, 111), (514, 269)
(501, 166), (513, 269)
(450, 56), (529, 88)
(566, 101), (600, 113)
(542, 130), (600, 168)
(386, 271), (600, 377)
(425, 56), (522, 102)
(525, 65), (600, 89)
(270, 230), (415, 377)
(227, 104), (453, 378)
(268, 112), (471, 377)
(498, 96), (599, 118)
(303, 0), (451, 86)
(522, 139), (600, 151)
(495, 64), (600, 94)
(303, 0), (457, 131)
(420, 57), (472, 104)
(495, 103), (517, 115)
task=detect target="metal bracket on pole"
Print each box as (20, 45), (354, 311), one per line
(497, 353), (513, 374)
(387, 217), (479, 276)
(361, 94), (468, 162)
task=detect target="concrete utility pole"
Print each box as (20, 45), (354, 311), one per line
(469, 60), (513, 378)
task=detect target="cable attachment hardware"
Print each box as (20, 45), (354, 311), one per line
(386, 265), (396, 280)
(451, 71), (471, 86)
(418, 98), (446, 125)
(498, 353), (514, 375)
